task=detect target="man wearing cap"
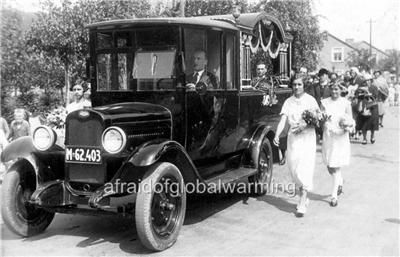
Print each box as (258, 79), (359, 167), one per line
(251, 62), (271, 89)
(319, 68), (331, 100)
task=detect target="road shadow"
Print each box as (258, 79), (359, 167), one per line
(307, 192), (330, 203)
(256, 194), (297, 215)
(2, 192), (248, 255)
(184, 192), (248, 225)
(385, 218), (400, 224)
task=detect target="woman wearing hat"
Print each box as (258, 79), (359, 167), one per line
(355, 75), (379, 144)
(66, 81), (92, 114)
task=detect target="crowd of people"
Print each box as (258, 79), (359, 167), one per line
(274, 66), (398, 217)
(298, 66), (399, 144)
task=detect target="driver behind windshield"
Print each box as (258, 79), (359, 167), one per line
(186, 50), (219, 89)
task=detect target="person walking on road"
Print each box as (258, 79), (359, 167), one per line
(274, 77), (319, 217)
(321, 83), (354, 207)
(356, 75), (379, 144)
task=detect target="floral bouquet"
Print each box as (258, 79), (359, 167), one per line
(318, 112), (331, 128)
(46, 107), (67, 129)
(338, 114), (355, 132)
(302, 109), (322, 127)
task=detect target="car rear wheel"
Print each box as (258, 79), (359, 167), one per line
(135, 162), (186, 251)
(1, 168), (55, 237)
(249, 137), (273, 195)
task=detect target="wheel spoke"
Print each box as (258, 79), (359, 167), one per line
(149, 174), (183, 239)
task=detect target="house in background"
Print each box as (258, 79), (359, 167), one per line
(317, 31), (359, 75)
(346, 39), (390, 64)
(318, 31), (390, 75)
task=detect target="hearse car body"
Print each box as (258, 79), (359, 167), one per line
(1, 12), (293, 251)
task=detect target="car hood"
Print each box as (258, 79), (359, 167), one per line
(92, 102), (171, 123)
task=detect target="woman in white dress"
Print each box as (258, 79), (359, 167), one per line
(274, 78), (319, 217)
(321, 83), (354, 207)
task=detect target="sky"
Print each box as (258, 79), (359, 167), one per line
(313, 0), (399, 51)
(3, 0), (400, 51)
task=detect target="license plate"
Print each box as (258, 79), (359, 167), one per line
(65, 146), (102, 164)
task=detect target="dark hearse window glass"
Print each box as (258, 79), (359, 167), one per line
(97, 32), (113, 49)
(136, 27), (178, 47)
(184, 28), (206, 76)
(133, 50), (176, 91)
(206, 30), (221, 85)
(97, 54), (112, 90)
(116, 31), (132, 47)
(184, 28), (221, 89)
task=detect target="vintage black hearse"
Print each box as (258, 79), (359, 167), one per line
(1, 12), (293, 251)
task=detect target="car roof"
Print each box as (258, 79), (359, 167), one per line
(86, 12), (292, 42)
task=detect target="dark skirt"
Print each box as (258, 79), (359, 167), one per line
(356, 106), (379, 131)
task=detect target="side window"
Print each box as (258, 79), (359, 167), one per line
(241, 46), (251, 88)
(184, 28), (206, 75)
(184, 28), (221, 89)
(97, 32), (113, 49)
(225, 32), (235, 89)
(206, 30), (221, 85)
(97, 54), (112, 91)
(117, 53), (128, 90)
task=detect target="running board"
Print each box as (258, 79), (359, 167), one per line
(205, 167), (257, 186)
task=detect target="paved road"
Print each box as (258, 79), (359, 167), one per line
(1, 107), (399, 256)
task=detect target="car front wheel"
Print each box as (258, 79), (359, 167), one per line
(1, 168), (55, 237)
(135, 162), (186, 251)
(249, 137), (273, 195)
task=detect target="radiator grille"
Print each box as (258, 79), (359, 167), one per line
(66, 115), (106, 185)
(66, 118), (103, 146)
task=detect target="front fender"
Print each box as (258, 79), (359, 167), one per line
(130, 140), (179, 166)
(242, 125), (280, 168)
(129, 139), (201, 182)
(1, 136), (35, 163)
(89, 139), (200, 208)
(5, 156), (40, 187)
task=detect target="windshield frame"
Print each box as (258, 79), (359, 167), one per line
(92, 26), (182, 92)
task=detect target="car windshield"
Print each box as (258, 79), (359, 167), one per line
(95, 27), (179, 91)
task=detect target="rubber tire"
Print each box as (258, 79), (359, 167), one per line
(135, 162), (186, 251)
(248, 137), (273, 196)
(1, 169), (55, 237)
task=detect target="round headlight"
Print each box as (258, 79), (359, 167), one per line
(33, 126), (56, 151)
(102, 127), (127, 154)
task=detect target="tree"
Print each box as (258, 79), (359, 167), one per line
(347, 48), (372, 73)
(1, 8), (30, 118)
(253, 0), (323, 71)
(377, 49), (400, 73)
(26, 0), (153, 104)
(184, 0), (248, 17)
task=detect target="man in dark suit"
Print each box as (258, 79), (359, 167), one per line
(187, 50), (219, 89)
